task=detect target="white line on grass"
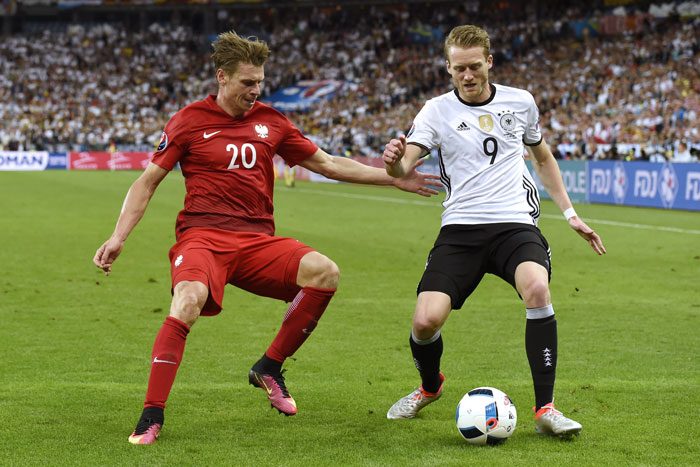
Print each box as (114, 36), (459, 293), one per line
(290, 187), (700, 235)
(564, 217), (700, 235)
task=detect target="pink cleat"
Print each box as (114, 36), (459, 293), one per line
(248, 368), (298, 416)
(128, 407), (163, 445)
(128, 423), (161, 445)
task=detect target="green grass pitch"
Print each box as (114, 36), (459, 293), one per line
(1, 171), (698, 465)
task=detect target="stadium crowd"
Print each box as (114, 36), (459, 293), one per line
(1, 0), (698, 162)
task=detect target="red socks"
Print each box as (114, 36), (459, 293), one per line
(144, 316), (190, 409)
(141, 287), (334, 408)
(266, 286), (335, 362)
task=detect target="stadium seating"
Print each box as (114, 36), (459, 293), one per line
(0, 1), (697, 162)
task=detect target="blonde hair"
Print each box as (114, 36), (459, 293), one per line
(211, 30), (270, 75)
(444, 25), (490, 61)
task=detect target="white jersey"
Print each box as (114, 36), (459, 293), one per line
(407, 83), (542, 226)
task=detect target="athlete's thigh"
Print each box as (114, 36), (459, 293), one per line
(229, 233), (314, 302)
(488, 224), (551, 288)
(168, 228), (237, 316)
(418, 226), (489, 310)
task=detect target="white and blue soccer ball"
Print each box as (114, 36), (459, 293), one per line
(456, 387), (517, 445)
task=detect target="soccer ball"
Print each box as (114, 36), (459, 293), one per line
(455, 387), (517, 445)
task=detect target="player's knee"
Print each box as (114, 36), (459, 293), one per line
(171, 282), (207, 326)
(298, 253), (340, 289)
(412, 309), (444, 337)
(412, 315), (442, 338)
(520, 280), (550, 308)
(412, 292), (451, 338)
(313, 258), (340, 289)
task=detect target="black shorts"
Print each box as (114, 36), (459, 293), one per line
(417, 223), (551, 309)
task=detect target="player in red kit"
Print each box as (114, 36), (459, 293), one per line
(93, 30), (441, 445)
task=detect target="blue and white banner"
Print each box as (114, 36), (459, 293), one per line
(47, 152), (68, 170)
(588, 161), (700, 211)
(265, 80), (345, 111)
(527, 160), (587, 203)
(0, 151), (49, 171)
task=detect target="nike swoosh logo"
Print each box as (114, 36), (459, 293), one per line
(252, 374), (273, 394)
(153, 357), (177, 365)
(259, 378), (272, 395)
(203, 130), (222, 139)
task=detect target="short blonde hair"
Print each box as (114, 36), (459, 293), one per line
(211, 30), (270, 75)
(444, 25), (490, 61)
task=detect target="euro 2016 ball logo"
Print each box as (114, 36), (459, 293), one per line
(456, 387), (517, 445)
(659, 163), (678, 208)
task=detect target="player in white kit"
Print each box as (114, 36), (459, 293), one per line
(383, 25), (606, 437)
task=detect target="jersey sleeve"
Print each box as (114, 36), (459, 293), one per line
(523, 92), (543, 146)
(406, 101), (440, 152)
(276, 118), (319, 167)
(150, 111), (190, 170)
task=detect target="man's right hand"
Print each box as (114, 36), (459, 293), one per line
(383, 134), (407, 167)
(93, 237), (124, 275)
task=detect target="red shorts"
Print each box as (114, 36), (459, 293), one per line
(168, 227), (314, 316)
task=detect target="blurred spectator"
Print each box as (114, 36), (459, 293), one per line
(673, 140), (696, 161)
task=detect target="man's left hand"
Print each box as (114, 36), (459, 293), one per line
(393, 159), (442, 197)
(568, 217), (607, 255)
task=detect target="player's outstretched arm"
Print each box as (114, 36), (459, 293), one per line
(93, 163), (169, 274)
(299, 148), (441, 197)
(527, 142), (606, 256)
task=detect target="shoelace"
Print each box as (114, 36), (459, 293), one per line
(535, 404), (561, 418)
(270, 369), (291, 398)
(549, 411), (569, 424)
(133, 418), (161, 435)
(407, 389), (428, 405)
(542, 407), (563, 418)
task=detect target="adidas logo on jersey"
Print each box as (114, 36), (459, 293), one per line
(456, 122), (470, 131)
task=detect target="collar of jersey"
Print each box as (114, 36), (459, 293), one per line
(453, 83), (497, 107)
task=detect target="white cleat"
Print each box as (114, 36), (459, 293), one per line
(387, 373), (445, 420)
(534, 403), (582, 438)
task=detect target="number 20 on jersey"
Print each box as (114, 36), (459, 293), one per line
(226, 143), (257, 169)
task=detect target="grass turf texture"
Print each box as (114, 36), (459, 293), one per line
(1, 171), (698, 466)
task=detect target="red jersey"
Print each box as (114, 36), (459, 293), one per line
(151, 96), (318, 238)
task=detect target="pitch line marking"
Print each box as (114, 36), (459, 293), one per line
(290, 187), (700, 235)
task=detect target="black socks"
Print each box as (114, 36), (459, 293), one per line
(253, 353), (283, 374)
(525, 315), (557, 410)
(409, 333), (443, 393)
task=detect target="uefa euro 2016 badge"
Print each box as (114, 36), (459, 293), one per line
(156, 131), (168, 151)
